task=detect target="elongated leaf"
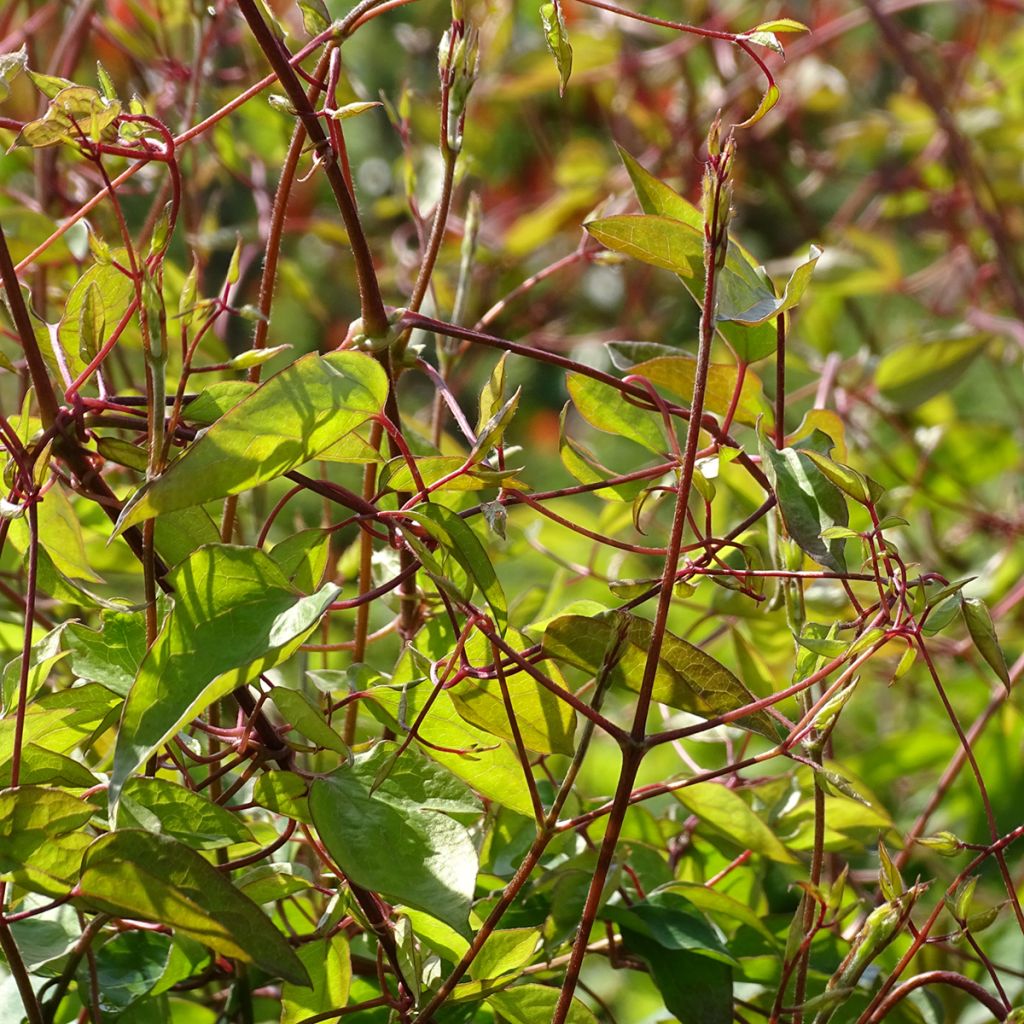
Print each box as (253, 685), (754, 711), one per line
(404, 504), (507, 635)
(78, 830), (308, 984)
(567, 372), (667, 453)
(540, 2), (573, 96)
(310, 744), (480, 934)
(875, 334), (987, 409)
(717, 246), (821, 326)
(452, 629), (576, 755)
(624, 353), (768, 426)
(604, 892), (737, 962)
(543, 611), (780, 740)
(79, 932), (171, 1017)
(110, 545), (339, 810)
(616, 148), (779, 361)
(365, 679), (536, 817)
(281, 935), (351, 1024)
(117, 351), (387, 532)
(2, 622), (69, 710)
(585, 214), (702, 277)
(758, 432), (850, 573)
(674, 782), (797, 863)
(67, 609), (147, 697)
(961, 598), (1010, 692)
(272, 687), (348, 754)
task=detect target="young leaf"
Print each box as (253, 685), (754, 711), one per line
(674, 783), (797, 864)
(403, 504), (508, 635)
(78, 830), (309, 984)
(487, 984), (598, 1024)
(758, 431), (850, 573)
(116, 351), (387, 532)
(961, 597), (1011, 692)
(584, 214), (702, 277)
(539, 2), (573, 97)
(281, 936), (351, 1024)
(567, 372), (667, 453)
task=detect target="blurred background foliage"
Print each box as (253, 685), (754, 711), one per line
(1, 0), (1023, 1020)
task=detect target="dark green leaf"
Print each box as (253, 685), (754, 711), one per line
(758, 432), (850, 572)
(116, 776), (255, 849)
(310, 743), (480, 934)
(542, 611), (781, 741)
(78, 830), (309, 983)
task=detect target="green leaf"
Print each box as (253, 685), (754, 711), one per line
(0, 786), (99, 895)
(116, 776), (255, 849)
(403, 504), (508, 635)
(82, 932), (172, 1016)
(281, 935), (351, 1024)
(543, 611), (780, 741)
(603, 892), (737, 963)
(224, 343), (291, 370)
(109, 545), (339, 810)
(875, 334), (987, 409)
(749, 18), (810, 33)
(585, 214), (702, 277)
(67, 609), (148, 697)
(615, 148), (779, 360)
(310, 743), (480, 934)
(801, 451), (884, 505)
(468, 928), (541, 980)
(268, 529), (330, 593)
(297, 0), (330, 35)
(620, 938), (732, 1024)
(961, 597), (1011, 692)
(539, 2), (573, 97)
(78, 830), (309, 983)
(450, 629), (576, 756)
(620, 351), (768, 426)
(567, 372), (667, 454)
(0, 46), (27, 102)
(758, 432), (850, 572)
(1, 623), (70, 711)
(661, 882), (779, 945)
(272, 687), (348, 754)
(717, 246), (822, 326)
(55, 263), (133, 375)
(252, 771), (312, 824)
(487, 983), (598, 1024)
(735, 81), (780, 129)
(116, 352), (388, 531)
(674, 783), (797, 863)
(365, 682), (537, 818)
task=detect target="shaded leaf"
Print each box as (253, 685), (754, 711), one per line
(543, 611), (780, 740)
(310, 743), (479, 934)
(961, 597), (1010, 692)
(758, 431), (849, 572)
(78, 830), (308, 983)
(875, 334), (987, 409)
(116, 776), (254, 849)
